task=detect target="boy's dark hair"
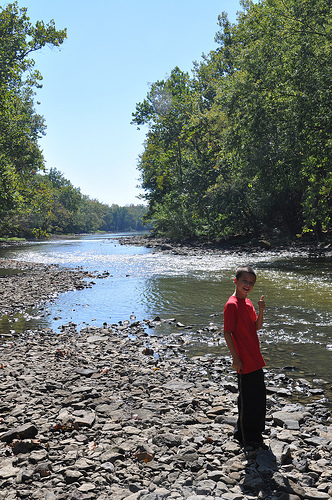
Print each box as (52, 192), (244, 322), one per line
(235, 266), (256, 280)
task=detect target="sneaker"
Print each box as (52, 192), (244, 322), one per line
(246, 440), (269, 450)
(233, 430), (243, 444)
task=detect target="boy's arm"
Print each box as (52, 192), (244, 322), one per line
(256, 295), (266, 330)
(224, 331), (242, 373)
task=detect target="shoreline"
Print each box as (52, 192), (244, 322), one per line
(1, 323), (332, 499)
(1, 232), (331, 256)
(0, 259), (98, 318)
(115, 235), (332, 258)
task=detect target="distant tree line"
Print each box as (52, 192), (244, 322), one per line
(132, 0), (331, 241)
(0, 3), (147, 239)
(1, 167), (148, 237)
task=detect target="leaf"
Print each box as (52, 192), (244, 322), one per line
(134, 452), (154, 463)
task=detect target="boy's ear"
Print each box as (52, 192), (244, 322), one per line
(234, 278), (237, 284)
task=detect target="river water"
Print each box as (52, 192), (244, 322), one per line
(0, 232), (331, 391)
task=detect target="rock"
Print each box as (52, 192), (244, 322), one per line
(74, 368), (98, 377)
(206, 406), (226, 418)
(152, 433), (182, 448)
(269, 439), (291, 465)
(0, 423), (38, 443)
(255, 449), (278, 470)
(72, 410), (96, 427)
(0, 459), (20, 479)
(207, 470), (226, 481)
(0, 260), (92, 317)
(196, 479), (216, 495)
(45, 493), (57, 500)
(77, 482), (96, 492)
(272, 410), (305, 428)
(302, 488), (330, 499)
(278, 495), (301, 500)
(64, 469), (84, 483)
(29, 450), (48, 463)
(163, 380), (194, 391)
(302, 435), (330, 447)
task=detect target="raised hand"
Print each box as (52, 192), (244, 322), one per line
(258, 295), (266, 310)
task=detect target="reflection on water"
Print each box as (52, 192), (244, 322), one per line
(0, 233), (331, 391)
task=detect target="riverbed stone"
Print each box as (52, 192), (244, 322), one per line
(0, 459), (20, 479)
(272, 410), (305, 428)
(0, 423), (38, 443)
(29, 449), (48, 463)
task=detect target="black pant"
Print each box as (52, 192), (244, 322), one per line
(235, 368), (266, 444)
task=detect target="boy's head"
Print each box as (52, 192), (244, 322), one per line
(233, 266), (256, 298)
(235, 266), (256, 281)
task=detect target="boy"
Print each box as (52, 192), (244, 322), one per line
(223, 265), (267, 449)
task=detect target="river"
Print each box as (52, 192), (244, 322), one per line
(0, 232), (331, 391)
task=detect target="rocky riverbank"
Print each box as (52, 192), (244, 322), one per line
(0, 256), (332, 499)
(115, 235), (332, 258)
(0, 320), (332, 500)
(0, 259), (101, 318)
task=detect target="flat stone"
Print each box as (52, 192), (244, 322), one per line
(72, 386), (94, 394)
(0, 461), (20, 479)
(100, 461), (115, 471)
(303, 436), (330, 447)
(95, 403), (122, 414)
(75, 458), (96, 471)
(0, 423), (38, 443)
(269, 440), (291, 465)
(77, 482), (96, 492)
(163, 380), (194, 391)
(207, 470), (227, 482)
(285, 420), (300, 430)
(174, 452), (198, 463)
(122, 425), (141, 435)
(152, 433), (182, 448)
(272, 410), (305, 427)
(86, 335), (108, 342)
(206, 406), (226, 417)
(29, 450), (48, 463)
(255, 449), (278, 470)
(64, 469), (83, 483)
(45, 492), (57, 500)
(303, 488), (330, 499)
(276, 429), (298, 442)
(72, 411), (96, 427)
(74, 368), (98, 377)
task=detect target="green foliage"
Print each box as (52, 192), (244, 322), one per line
(5, 167), (149, 237)
(0, 2), (66, 226)
(132, 0), (332, 241)
(1, 166), (148, 237)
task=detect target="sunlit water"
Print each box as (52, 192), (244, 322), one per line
(0, 233), (331, 394)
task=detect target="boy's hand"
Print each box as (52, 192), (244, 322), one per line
(258, 295), (266, 310)
(232, 354), (242, 373)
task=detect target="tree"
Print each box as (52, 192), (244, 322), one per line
(132, 0), (331, 241)
(215, 0), (332, 237)
(132, 67), (225, 238)
(0, 2), (66, 234)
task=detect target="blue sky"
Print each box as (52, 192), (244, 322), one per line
(13, 0), (242, 206)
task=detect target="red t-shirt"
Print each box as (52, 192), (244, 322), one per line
(223, 295), (265, 374)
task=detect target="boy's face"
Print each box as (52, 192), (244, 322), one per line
(234, 272), (256, 299)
